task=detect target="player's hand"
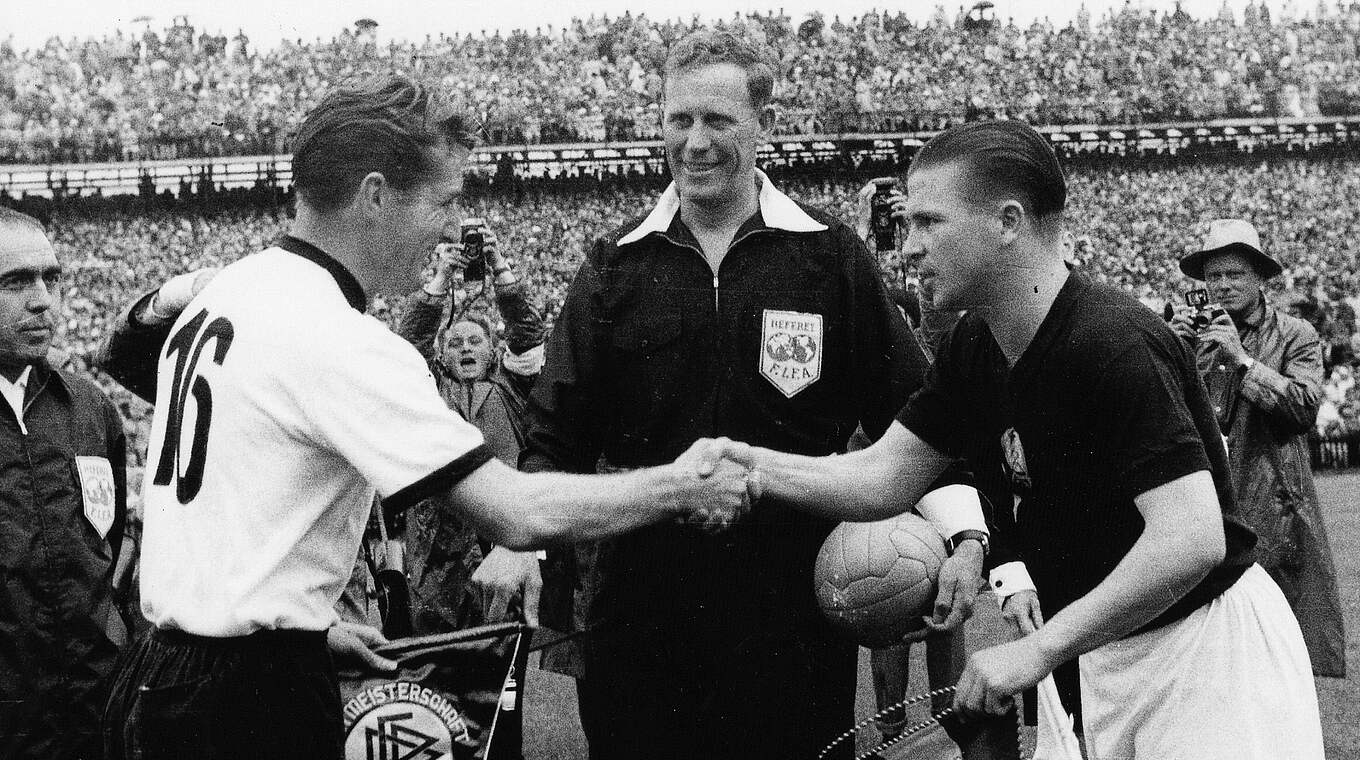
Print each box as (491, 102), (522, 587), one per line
(953, 637), (1056, 718)
(471, 546), (542, 627)
(327, 621), (398, 672)
(1197, 312), (1249, 366)
(1167, 306), (1198, 342)
(924, 539), (985, 634)
(140, 267), (220, 325)
(671, 438), (759, 532)
(676, 437), (764, 511)
(679, 436), (755, 476)
(1000, 589), (1044, 635)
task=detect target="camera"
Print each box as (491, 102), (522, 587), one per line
(870, 178), (899, 252)
(460, 218), (490, 281)
(1184, 288), (1228, 332)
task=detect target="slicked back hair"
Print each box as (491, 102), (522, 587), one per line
(0, 207), (47, 235)
(663, 30), (776, 111)
(911, 120), (1067, 228)
(291, 74), (477, 212)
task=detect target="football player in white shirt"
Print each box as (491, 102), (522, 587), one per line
(98, 75), (756, 760)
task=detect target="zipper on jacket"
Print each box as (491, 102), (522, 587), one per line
(713, 273), (719, 313)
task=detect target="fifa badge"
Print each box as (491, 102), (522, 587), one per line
(75, 456), (116, 539)
(760, 309), (823, 398)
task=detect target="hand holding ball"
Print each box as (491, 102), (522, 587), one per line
(813, 513), (947, 647)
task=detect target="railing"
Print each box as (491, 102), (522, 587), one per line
(6, 114), (1360, 198)
(1309, 433), (1360, 470)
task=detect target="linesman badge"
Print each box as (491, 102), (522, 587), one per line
(75, 455), (116, 540)
(760, 309), (823, 398)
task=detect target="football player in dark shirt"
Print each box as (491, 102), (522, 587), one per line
(693, 120), (1323, 760)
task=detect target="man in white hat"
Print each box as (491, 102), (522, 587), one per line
(1171, 218), (1346, 678)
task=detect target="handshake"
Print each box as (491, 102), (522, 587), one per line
(669, 437), (762, 534)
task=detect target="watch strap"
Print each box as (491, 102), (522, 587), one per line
(946, 529), (989, 556)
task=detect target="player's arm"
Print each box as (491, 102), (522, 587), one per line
(953, 470), (1224, 715)
(447, 446), (755, 550)
(96, 269), (219, 402)
(718, 421), (953, 522)
(96, 289), (172, 402)
(983, 477), (1043, 634)
(953, 339), (1227, 714)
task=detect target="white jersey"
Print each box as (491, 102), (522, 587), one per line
(140, 241), (489, 636)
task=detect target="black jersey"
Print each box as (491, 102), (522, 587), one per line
(900, 272), (1256, 632)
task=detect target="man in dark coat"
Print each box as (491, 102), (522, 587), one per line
(0, 207), (134, 759)
(1171, 218), (1345, 677)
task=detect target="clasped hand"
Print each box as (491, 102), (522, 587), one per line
(671, 437), (762, 534)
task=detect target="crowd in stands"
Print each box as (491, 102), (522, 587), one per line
(11, 151), (1358, 511)
(6, 1), (1360, 162)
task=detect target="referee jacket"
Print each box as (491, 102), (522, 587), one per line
(0, 361), (130, 759)
(521, 179), (927, 645)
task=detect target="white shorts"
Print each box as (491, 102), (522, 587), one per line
(1077, 564), (1323, 760)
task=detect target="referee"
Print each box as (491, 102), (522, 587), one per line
(97, 75), (755, 760)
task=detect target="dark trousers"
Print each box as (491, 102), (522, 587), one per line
(574, 625), (858, 760)
(103, 627), (343, 760)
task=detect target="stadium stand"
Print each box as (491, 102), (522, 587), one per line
(5, 2), (1360, 162)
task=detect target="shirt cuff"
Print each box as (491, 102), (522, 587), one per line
(987, 561), (1036, 600)
(501, 343), (545, 377)
(915, 484), (988, 541)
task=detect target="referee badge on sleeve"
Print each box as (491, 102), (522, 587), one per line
(75, 455), (116, 539)
(760, 309), (823, 398)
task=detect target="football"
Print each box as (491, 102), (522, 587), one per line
(813, 512), (948, 648)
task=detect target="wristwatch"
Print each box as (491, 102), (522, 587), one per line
(945, 529), (989, 557)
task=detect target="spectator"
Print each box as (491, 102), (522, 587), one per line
(8, 5), (1360, 161)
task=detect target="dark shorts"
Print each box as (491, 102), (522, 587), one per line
(103, 627), (343, 760)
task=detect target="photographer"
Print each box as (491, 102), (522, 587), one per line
(1170, 218), (1345, 678)
(395, 221), (548, 632)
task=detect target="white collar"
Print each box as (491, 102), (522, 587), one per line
(0, 364), (32, 394)
(617, 169), (827, 246)
(0, 365), (32, 434)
